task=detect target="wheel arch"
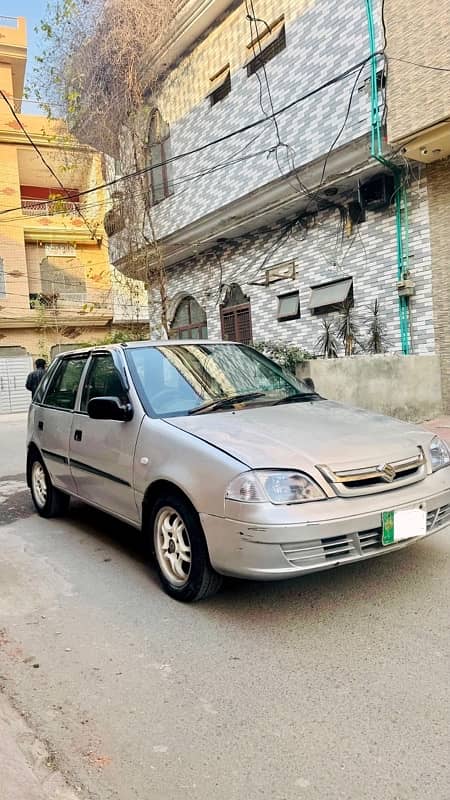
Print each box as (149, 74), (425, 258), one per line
(26, 442), (42, 487)
(142, 479), (199, 530)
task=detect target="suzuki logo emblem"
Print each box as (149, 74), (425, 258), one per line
(376, 463), (396, 482)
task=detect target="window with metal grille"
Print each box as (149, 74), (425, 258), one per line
(147, 109), (173, 205)
(220, 284), (252, 345)
(245, 18), (286, 77)
(208, 66), (231, 106)
(277, 291), (300, 321)
(170, 296), (208, 340)
(0, 257), (5, 299)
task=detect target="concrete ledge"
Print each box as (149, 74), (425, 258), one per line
(296, 354), (443, 422)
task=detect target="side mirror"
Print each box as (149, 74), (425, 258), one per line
(87, 396), (133, 422)
(303, 377), (315, 393)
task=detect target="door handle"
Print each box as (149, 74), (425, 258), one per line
(74, 429), (82, 442)
(38, 420), (44, 431)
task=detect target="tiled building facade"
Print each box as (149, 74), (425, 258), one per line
(110, 0), (448, 399)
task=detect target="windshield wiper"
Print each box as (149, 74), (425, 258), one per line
(189, 392), (266, 415)
(273, 392), (323, 406)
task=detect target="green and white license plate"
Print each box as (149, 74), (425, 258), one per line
(382, 507), (426, 546)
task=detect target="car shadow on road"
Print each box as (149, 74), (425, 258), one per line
(64, 498), (447, 621)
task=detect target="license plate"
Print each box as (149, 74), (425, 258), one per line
(382, 507), (426, 546)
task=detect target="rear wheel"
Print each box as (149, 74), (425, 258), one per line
(30, 454), (70, 518)
(150, 494), (223, 602)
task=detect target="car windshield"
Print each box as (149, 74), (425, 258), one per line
(126, 343), (316, 417)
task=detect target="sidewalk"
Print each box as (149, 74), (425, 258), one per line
(421, 416), (450, 444)
(0, 694), (83, 800)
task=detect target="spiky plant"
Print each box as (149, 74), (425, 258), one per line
(316, 320), (339, 358)
(365, 299), (390, 354)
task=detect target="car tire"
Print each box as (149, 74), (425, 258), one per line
(150, 493), (223, 602)
(29, 453), (70, 518)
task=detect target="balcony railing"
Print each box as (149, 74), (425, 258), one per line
(0, 16), (18, 27)
(22, 199), (81, 217)
(29, 293), (112, 313)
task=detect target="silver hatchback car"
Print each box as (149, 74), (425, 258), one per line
(27, 341), (450, 601)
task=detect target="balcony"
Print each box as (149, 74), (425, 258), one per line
(29, 293), (112, 314)
(22, 199), (81, 217)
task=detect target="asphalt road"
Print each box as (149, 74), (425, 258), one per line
(0, 415), (449, 800)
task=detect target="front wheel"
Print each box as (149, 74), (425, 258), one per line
(29, 454), (70, 518)
(150, 494), (223, 602)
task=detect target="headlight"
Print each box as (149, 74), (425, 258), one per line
(429, 436), (450, 472)
(226, 470), (326, 504)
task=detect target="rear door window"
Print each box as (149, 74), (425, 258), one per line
(43, 356), (88, 410)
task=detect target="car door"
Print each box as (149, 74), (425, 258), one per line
(35, 354), (90, 493)
(69, 351), (143, 524)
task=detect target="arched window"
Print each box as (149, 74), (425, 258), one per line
(170, 296), (208, 340)
(147, 109), (173, 205)
(220, 283), (252, 344)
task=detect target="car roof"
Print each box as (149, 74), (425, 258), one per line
(55, 340), (238, 358)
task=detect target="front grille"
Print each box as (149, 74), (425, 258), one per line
(281, 503), (450, 569)
(317, 450), (426, 497)
(427, 503), (450, 532)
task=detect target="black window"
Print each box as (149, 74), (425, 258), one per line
(309, 278), (354, 316)
(80, 354), (126, 413)
(208, 66), (231, 106)
(245, 18), (286, 77)
(33, 359), (60, 405)
(277, 291), (300, 321)
(44, 356), (88, 410)
(0, 256), (5, 299)
(147, 109), (173, 205)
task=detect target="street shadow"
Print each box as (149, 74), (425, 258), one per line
(68, 499), (148, 564)
(62, 497), (448, 623)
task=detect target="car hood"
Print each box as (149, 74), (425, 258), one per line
(169, 400), (433, 471)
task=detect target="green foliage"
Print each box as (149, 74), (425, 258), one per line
(315, 320), (339, 359)
(365, 299), (390, 354)
(86, 327), (149, 346)
(252, 340), (312, 374)
(335, 299), (360, 356)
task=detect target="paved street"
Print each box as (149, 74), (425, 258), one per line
(1, 414), (450, 800)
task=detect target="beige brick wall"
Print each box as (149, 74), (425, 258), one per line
(385, 0), (450, 143)
(427, 158), (450, 410)
(0, 324), (114, 362)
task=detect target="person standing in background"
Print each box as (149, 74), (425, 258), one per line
(25, 358), (47, 399)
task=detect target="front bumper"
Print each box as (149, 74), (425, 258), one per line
(200, 485), (450, 580)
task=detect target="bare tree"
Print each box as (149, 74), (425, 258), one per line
(32, 0), (181, 337)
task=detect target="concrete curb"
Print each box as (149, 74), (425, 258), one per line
(0, 694), (85, 799)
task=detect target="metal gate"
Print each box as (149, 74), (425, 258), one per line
(0, 356), (33, 413)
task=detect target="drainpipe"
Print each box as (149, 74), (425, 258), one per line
(365, 0), (410, 354)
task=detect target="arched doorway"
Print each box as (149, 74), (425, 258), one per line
(170, 295), (208, 339)
(220, 283), (252, 344)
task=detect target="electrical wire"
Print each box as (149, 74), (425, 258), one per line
(0, 54), (380, 219)
(0, 89), (98, 240)
(388, 57), (450, 73)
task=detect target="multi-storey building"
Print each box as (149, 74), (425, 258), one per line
(109, 0), (440, 375)
(0, 16), (148, 412)
(384, 0), (450, 404)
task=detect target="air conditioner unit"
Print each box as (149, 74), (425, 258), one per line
(358, 174), (395, 211)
